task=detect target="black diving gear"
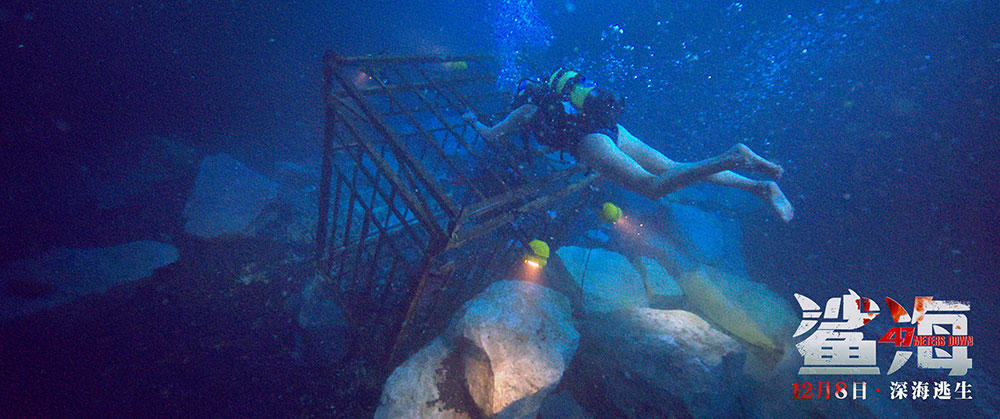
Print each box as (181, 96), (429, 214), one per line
(510, 70), (624, 152)
(548, 69), (625, 128)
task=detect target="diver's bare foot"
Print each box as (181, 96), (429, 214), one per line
(754, 181), (794, 222)
(727, 143), (785, 178)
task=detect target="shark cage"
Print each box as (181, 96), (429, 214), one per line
(312, 51), (596, 410)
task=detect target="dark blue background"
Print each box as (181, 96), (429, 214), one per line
(1, 0), (997, 414)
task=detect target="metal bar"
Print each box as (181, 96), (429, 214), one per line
(397, 99), (509, 193)
(391, 89), (485, 202)
(429, 66), (485, 120)
(327, 54), (457, 230)
(363, 65), (469, 215)
(378, 256), (399, 298)
(329, 93), (370, 125)
(449, 173), (599, 250)
(332, 143), (425, 256)
(396, 122), (486, 142)
(372, 141), (399, 230)
(316, 62), (338, 264)
(325, 108), (366, 275)
(413, 64), (530, 183)
(356, 142), (388, 254)
(464, 91), (502, 107)
(359, 137), (423, 253)
(322, 125), (413, 267)
(463, 231), (509, 296)
(338, 74), (494, 98)
(381, 184), (403, 236)
(355, 190), (375, 283)
(387, 67), (487, 201)
(334, 108), (435, 248)
(326, 213), (419, 257)
(329, 53), (488, 66)
(339, 169), (360, 282)
(364, 229), (387, 308)
(325, 201), (457, 269)
(381, 91), (496, 120)
(386, 245), (446, 370)
(462, 165), (580, 220)
(325, 169), (344, 274)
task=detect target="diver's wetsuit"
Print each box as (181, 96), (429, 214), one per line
(510, 81), (620, 153)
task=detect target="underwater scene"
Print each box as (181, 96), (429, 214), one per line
(1, 0), (997, 417)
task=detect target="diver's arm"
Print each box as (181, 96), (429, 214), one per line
(463, 104), (538, 141)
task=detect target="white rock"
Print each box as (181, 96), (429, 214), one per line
(574, 308), (745, 418)
(556, 246), (648, 313)
(375, 337), (470, 419)
(676, 266), (796, 361)
(450, 280), (579, 418)
(379, 280), (579, 418)
(639, 257), (683, 306)
(183, 154), (279, 238)
(0, 241), (178, 320)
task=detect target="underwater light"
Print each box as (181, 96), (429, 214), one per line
(523, 239), (549, 268)
(442, 60), (468, 70)
(599, 202), (622, 224)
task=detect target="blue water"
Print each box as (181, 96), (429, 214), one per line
(1, 0), (996, 416)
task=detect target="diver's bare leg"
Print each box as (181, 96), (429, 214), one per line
(616, 125), (794, 221)
(649, 152), (743, 195)
(574, 133), (661, 198)
(616, 125), (784, 178)
(576, 133), (741, 199)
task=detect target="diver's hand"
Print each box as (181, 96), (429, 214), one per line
(461, 112), (478, 123)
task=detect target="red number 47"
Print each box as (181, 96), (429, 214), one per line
(878, 327), (916, 347)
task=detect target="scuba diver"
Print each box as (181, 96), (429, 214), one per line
(463, 69), (794, 222)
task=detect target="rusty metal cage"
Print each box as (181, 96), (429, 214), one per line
(315, 51), (596, 399)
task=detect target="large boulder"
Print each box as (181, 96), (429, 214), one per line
(663, 183), (761, 220)
(272, 161), (320, 190)
(0, 241), (178, 320)
(448, 280), (579, 418)
(183, 154), (279, 239)
(259, 160), (322, 244)
(377, 280), (579, 418)
(573, 308), (745, 418)
(537, 391), (591, 419)
(557, 246), (683, 313)
(631, 228), (694, 275)
(245, 185), (319, 245)
(674, 265), (797, 368)
(556, 246), (648, 313)
(375, 337), (471, 419)
(636, 257), (684, 308)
